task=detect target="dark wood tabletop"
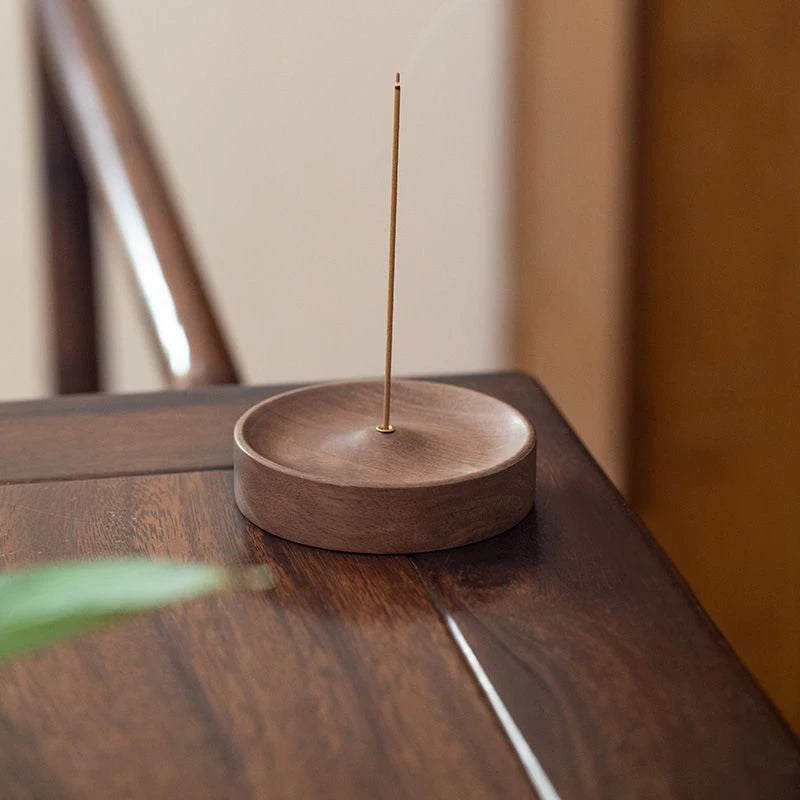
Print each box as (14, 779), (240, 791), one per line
(0, 372), (797, 799)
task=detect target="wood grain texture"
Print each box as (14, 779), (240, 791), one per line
(0, 373), (797, 798)
(0, 471), (530, 799)
(633, 0), (800, 731)
(35, 18), (100, 394)
(414, 375), (800, 798)
(234, 380), (536, 553)
(0, 383), (271, 484)
(34, 0), (238, 388)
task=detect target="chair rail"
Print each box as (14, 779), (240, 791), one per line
(34, 0), (239, 390)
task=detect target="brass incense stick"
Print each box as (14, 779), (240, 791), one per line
(378, 73), (401, 434)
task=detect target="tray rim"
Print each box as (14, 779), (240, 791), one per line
(233, 379), (536, 491)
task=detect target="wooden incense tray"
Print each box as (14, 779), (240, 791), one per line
(233, 379), (536, 553)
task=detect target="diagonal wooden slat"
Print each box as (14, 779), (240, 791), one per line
(34, 0), (238, 389)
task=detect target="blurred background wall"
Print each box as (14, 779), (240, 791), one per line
(1, 0), (514, 399)
(1, 0), (797, 731)
(630, 1), (800, 734)
(0, 0), (46, 401)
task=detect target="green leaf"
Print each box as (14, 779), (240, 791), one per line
(0, 558), (275, 664)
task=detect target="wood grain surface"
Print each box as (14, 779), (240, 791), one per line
(414, 377), (800, 797)
(0, 383), (270, 484)
(632, 0), (800, 734)
(0, 372), (797, 798)
(0, 471), (529, 799)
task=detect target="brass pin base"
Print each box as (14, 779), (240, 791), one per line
(376, 425), (395, 434)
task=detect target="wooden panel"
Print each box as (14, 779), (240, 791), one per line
(35, 19), (99, 394)
(512, 0), (634, 487)
(0, 383), (271, 484)
(414, 375), (800, 798)
(0, 471), (530, 799)
(633, 1), (800, 731)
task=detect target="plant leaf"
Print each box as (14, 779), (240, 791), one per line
(0, 558), (275, 664)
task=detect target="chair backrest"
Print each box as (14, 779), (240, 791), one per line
(34, 0), (239, 392)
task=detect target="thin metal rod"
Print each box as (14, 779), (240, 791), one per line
(378, 73), (401, 434)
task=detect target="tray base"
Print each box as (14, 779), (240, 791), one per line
(233, 380), (536, 553)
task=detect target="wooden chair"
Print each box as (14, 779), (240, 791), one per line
(34, 0), (239, 393)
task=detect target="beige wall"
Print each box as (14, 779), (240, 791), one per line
(0, 0), (46, 401)
(0, 0), (514, 399)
